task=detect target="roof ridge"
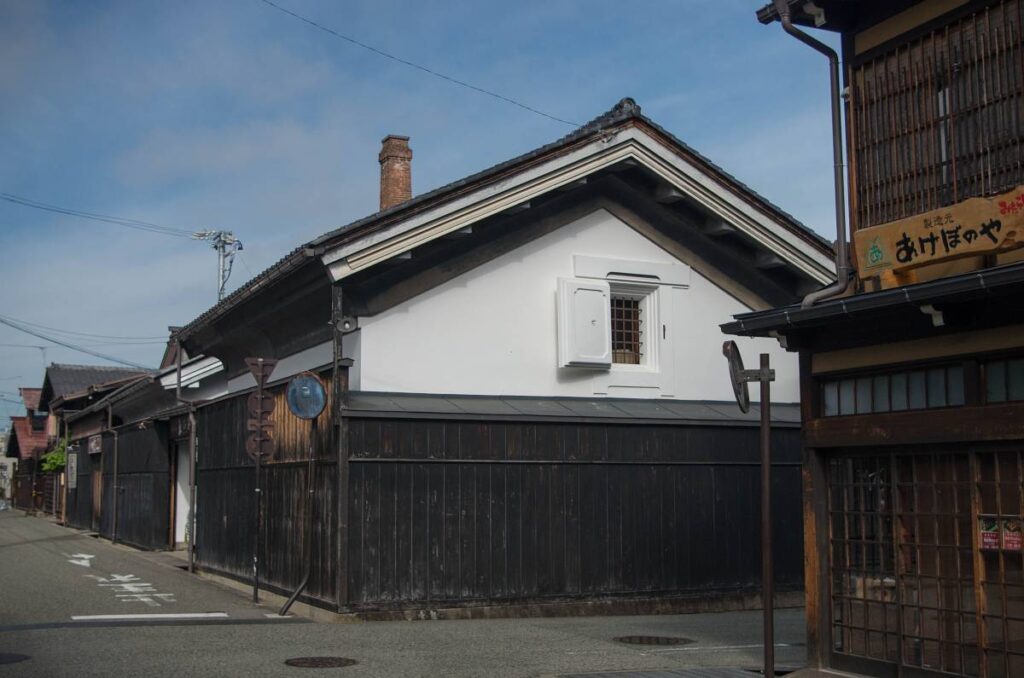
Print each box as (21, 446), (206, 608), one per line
(178, 97), (830, 340)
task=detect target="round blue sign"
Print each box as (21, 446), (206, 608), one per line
(285, 372), (327, 420)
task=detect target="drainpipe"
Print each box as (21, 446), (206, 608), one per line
(173, 332), (198, 574)
(772, 0), (853, 307)
(108, 404), (119, 545)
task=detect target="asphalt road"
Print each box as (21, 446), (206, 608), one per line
(0, 510), (807, 677)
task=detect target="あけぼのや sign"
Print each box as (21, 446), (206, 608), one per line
(854, 185), (1024, 276)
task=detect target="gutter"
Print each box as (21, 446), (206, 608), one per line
(108, 404), (119, 545)
(173, 332), (199, 574)
(771, 0), (853, 307)
(723, 261), (1024, 335)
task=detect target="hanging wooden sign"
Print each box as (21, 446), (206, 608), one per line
(854, 185), (1024, 276)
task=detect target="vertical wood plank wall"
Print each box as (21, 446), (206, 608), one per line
(194, 375), (338, 606)
(191, 377), (803, 611)
(345, 418), (803, 609)
(65, 441), (98, 530)
(109, 425), (171, 550)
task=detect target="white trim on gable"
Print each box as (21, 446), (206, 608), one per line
(321, 126), (834, 285)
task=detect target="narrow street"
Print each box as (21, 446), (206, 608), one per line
(0, 510), (806, 677)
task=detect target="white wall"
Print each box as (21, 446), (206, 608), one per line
(224, 341), (334, 396)
(356, 208), (798, 403)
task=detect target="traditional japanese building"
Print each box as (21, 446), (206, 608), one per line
(725, 2), (1024, 676)
(72, 98), (837, 617)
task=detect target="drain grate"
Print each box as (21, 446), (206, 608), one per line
(285, 657), (357, 669)
(614, 635), (694, 646)
(0, 654), (30, 665)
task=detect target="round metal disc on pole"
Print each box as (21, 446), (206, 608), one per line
(722, 340), (750, 413)
(286, 372), (327, 420)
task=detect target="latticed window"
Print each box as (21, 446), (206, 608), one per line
(610, 295), (643, 364)
(850, 0), (1024, 229)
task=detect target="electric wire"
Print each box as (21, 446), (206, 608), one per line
(0, 317), (152, 370)
(0, 315), (166, 341)
(256, 0), (580, 127)
(0, 192), (195, 238)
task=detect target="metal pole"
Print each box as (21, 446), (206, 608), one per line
(280, 417), (317, 616)
(760, 352), (774, 678)
(188, 408), (196, 574)
(253, 417), (262, 603)
(111, 429), (119, 544)
(216, 236), (225, 302)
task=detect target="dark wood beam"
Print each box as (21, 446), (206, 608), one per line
(804, 403), (1024, 447)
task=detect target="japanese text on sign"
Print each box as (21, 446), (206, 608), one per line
(854, 185), (1024, 275)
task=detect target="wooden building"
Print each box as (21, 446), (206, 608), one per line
(726, 2), (1024, 676)
(4, 409), (47, 511)
(34, 364), (150, 523)
(86, 99), (837, 615)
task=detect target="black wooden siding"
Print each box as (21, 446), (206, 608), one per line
(67, 427), (172, 549)
(109, 425), (171, 550)
(194, 382), (337, 605)
(344, 419), (802, 609)
(191, 380), (803, 612)
(12, 458), (35, 511)
(66, 440), (101, 531)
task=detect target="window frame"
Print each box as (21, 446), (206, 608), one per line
(608, 281), (658, 372)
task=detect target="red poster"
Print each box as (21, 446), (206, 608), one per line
(1003, 520), (1022, 551)
(980, 518), (1000, 550)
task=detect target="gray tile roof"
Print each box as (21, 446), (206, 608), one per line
(43, 363), (150, 401)
(178, 98), (832, 343)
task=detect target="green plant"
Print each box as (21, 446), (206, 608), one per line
(41, 437), (67, 473)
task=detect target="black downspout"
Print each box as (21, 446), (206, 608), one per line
(771, 0), (853, 307)
(108, 404), (119, 545)
(173, 331), (198, 574)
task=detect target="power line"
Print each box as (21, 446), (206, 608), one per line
(0, 316), (151, 370)
(1, 195), (244, 298)
(256, 0), (580, 128)
(0, 192), (195, 238)
(0, 314), (165, 341)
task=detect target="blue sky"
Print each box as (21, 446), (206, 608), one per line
(0, 0), (839, 427)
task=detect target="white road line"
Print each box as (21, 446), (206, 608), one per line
(648, 642), (794, 654)
(71, 613), (229, 621)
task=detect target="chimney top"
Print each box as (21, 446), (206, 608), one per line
(379, 135), (413, 211)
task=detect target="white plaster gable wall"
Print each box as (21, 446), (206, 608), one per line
(223, 341), (334, 396)
(357, 208), (799, 402)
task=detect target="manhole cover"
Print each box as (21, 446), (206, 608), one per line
(614, 635), (694, 646)
(0, 654), (30, 665)
(285, 657), (357, 668)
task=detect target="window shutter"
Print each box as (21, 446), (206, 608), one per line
(557, 278), (611, 368)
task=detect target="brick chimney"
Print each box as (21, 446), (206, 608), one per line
(378, 135), (412, 211)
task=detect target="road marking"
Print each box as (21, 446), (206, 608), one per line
(71, 613), (229, 621)
(84, 573), (177, 606)
(647, 642), (795, 654)
(65, 553), (95, 567)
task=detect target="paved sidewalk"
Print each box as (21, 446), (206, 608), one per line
(1, 511), (807, 677)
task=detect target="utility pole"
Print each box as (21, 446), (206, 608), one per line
(193, 230), (243, 302)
